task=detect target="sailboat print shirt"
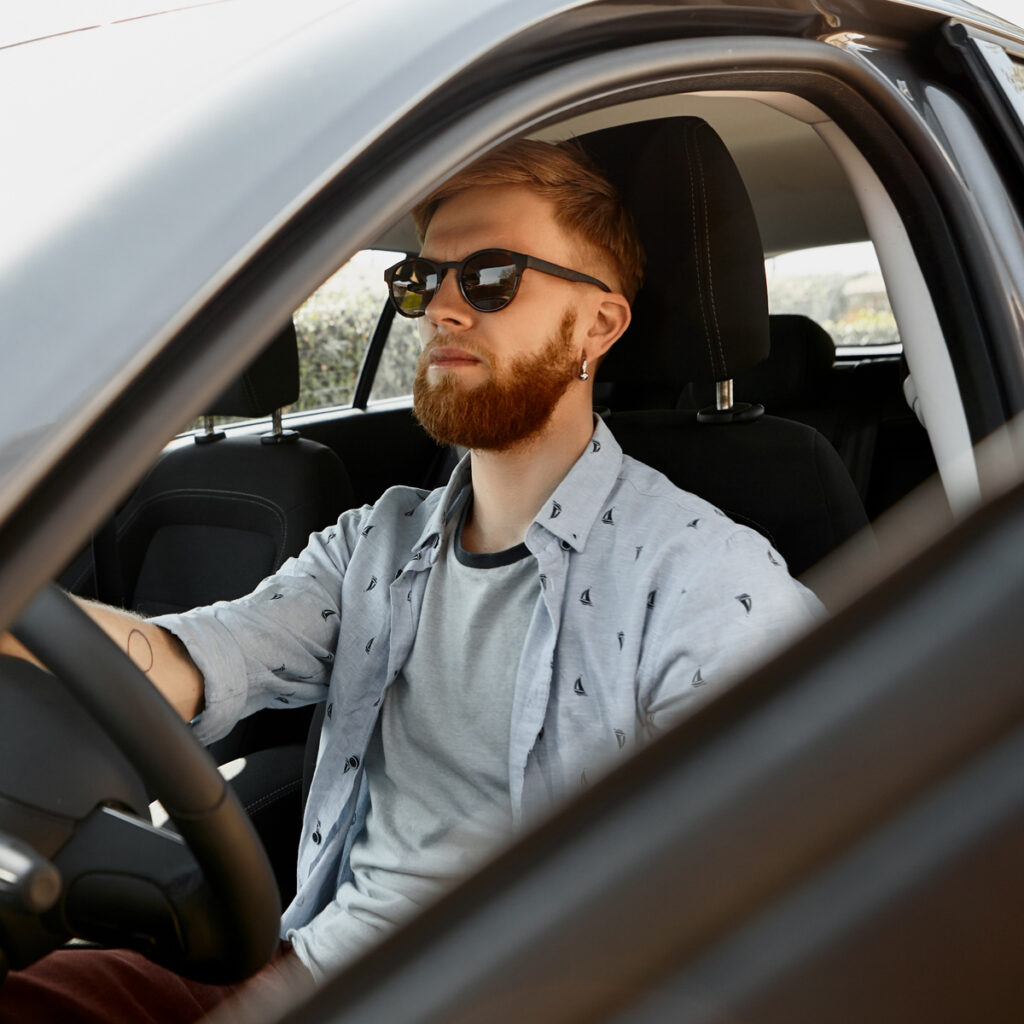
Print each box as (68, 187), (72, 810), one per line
(151, 416), (822, 976)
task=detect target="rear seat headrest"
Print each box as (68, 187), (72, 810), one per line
(206, 321), (300, 418)
(755, 314), (835, 407)
(577, 116), (770, 391)
(684, 314), (835, 411)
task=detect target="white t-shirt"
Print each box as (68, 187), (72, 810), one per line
(322, 514), (537, 966)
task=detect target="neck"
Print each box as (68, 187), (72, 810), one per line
(461, 406), (595, 554)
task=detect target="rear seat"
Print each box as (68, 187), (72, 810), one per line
(685, 313), (937, 518)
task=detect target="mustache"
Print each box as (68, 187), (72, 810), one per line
(420, 338), (491, 365)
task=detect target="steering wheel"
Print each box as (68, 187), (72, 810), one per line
(0, 584), (280, 983)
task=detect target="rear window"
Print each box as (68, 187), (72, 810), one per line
(765, 242), (900, 352)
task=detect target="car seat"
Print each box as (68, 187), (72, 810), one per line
(578, 117), (869, 577)
(62, 322), (356, 899)
(683, 313), (877, 499)
(90, 321), (353, 616)
(90, 323), (353, 739)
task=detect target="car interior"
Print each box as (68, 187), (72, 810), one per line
(55, 92), (945, 888)
(5, 71), (1000, 1001)
(59, 97), (947, 592)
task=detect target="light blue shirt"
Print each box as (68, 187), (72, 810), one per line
(153, 417), (820, 978)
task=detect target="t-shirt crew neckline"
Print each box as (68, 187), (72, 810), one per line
(452, 490), (531, 569)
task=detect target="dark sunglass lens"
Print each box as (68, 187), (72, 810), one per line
(390, 259), (438, 316)
(461, 252), (518, 311)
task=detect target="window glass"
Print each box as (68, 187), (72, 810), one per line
(765, 242), (900, 350)
(369, 315), (422, 403)
(293, 249), (400, 412)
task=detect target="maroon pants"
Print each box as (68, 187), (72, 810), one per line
(0, 942), (314, 1024)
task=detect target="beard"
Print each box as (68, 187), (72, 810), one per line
(413, 310), (579, 452)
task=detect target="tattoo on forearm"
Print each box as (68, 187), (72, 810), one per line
(127, 628), (154, 673)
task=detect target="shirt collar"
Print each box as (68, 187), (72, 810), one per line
(410, 418), (623, 560)
(411, 452), (473, 563)
(531, 417), (622, 553)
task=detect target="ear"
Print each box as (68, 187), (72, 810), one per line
(584, 292), (631, 360)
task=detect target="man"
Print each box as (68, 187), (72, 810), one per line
(0, 139), (819, 1019)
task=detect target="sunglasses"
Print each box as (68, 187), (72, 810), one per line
(384, 248), (611, 318)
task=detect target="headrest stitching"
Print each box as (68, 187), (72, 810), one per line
(696, 130), (726, 381)
(686, 130), (714, 377)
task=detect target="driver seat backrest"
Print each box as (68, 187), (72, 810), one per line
(95, 321), (354, 616)
(578, 117), (869, 578)
(94, 323), (355, 771)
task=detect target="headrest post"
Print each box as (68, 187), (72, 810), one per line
(260, 407), (300, 446)
(194, 415), (225, 446)
(697, 378), (765, 425)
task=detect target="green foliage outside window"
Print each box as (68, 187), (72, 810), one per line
(293, 250), (424, 408)
(186, 250), (421, 433)
(292, 265), (381, 412)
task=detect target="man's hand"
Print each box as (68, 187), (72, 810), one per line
(0, 596), (205, 722)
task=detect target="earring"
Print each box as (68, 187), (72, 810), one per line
(579, 357), (589, 382)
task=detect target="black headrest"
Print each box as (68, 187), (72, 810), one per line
(207, 321), (300, 417)
(577, 117), (769, 389)
(684, 314), (836, 412)
(760, 315), (835, 405)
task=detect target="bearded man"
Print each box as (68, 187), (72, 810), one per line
(0, 140), (819, 1020)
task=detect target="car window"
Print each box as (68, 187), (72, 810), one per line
(293, 249), (401, 413)
(296, 247), (422, 410)
(765, 241), (900, 353)
(182, 248), (405, 434)
(368, 315), (422, 404)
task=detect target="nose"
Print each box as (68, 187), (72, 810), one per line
(424, 267), (473, 331)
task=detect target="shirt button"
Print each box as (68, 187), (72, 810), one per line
(560, 539), (571, 551)
(347, 755), (360, 769)
(311, 830), (321, 845)
(327, 702), (333, 719)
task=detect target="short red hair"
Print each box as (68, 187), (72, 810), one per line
(412, 138), (645, 303)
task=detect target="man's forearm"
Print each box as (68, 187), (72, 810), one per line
(0, 597), (205, 722)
